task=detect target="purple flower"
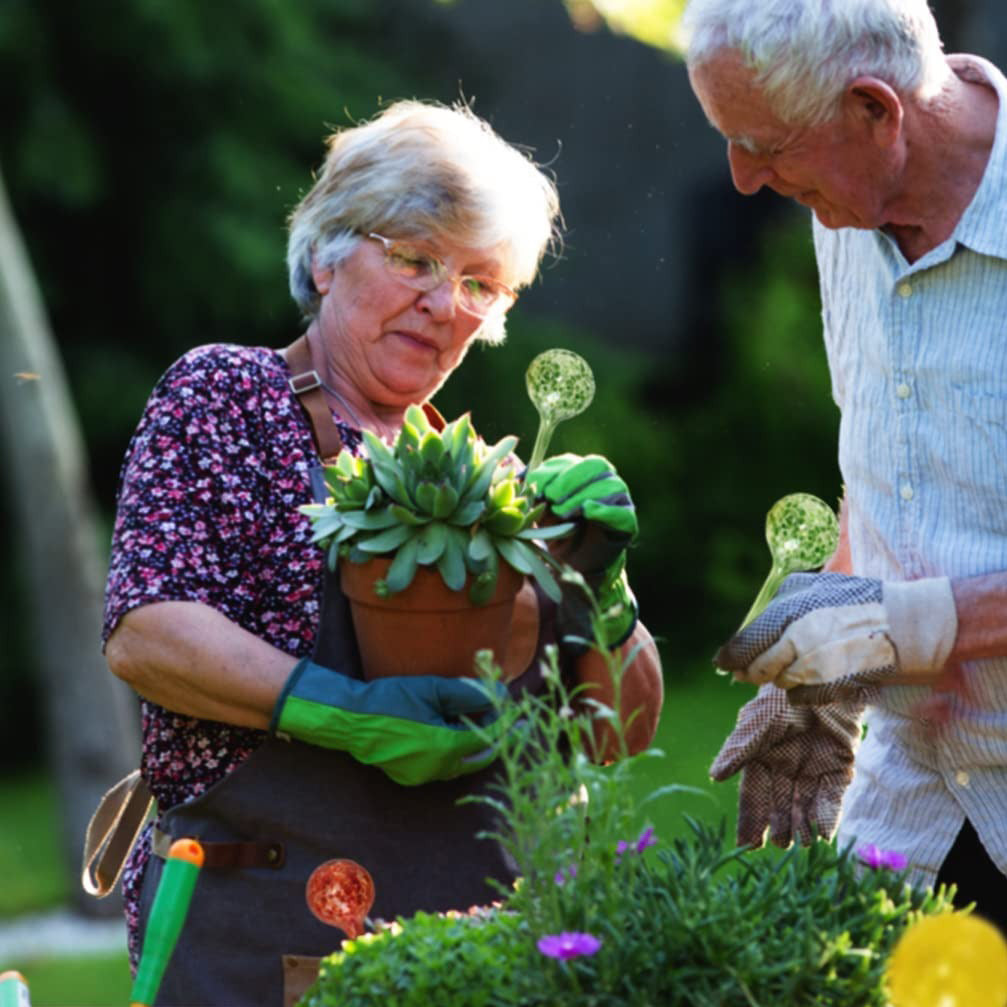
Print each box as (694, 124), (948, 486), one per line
(635, 826), (657, 853)
(554, 864), (578, 886)
(616, 827), (658, 863)
(537, 932), (603, 960)
(857, 843), (908, 871)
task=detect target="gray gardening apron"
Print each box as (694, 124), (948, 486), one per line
(137, 473), (555, 1007)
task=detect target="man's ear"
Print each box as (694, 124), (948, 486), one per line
(311, 255), (333, 297)
(844, 76), (903, 146)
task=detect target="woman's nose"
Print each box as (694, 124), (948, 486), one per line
(417, 279), (459, 319)
(727, 142), (775, 196)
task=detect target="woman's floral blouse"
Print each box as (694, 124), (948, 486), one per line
(103, 343), (359, 967)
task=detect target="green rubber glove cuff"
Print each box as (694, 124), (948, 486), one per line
(597, 561), (639, 649)
(272, 659), (504, 786)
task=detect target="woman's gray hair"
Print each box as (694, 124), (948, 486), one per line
(681, 0), (947, 126)
(286, 100), (561, 344)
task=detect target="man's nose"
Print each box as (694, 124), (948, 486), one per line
(727, 142), (775, 195)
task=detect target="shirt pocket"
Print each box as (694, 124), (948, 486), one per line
(949, 384), (1007, 431)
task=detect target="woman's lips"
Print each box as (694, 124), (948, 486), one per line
(392, 330), (438, 353)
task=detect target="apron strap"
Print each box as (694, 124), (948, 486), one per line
(281, 335), (447, 466)
(81, 769), (154, 897)
(281, 335), (346, 463)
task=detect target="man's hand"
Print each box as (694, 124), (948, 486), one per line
(715, 572), (958, 705)
(272, 659), (509, 786)
(711, 685), (863, 847)
(526, 453), (638, 651)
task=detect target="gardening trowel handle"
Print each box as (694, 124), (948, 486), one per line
(129, 839), (204, 1006)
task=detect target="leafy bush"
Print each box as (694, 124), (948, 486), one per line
(302, 823), (948, 1007)
(300, 599), (951, 1006)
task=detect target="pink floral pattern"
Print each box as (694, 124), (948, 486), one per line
(102, 342), (359, 967)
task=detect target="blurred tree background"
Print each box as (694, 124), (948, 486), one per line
(0, 0), (849, 775)
(3, 0), (1001, 911)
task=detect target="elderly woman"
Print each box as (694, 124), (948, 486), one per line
(102, 100), (662, 1005)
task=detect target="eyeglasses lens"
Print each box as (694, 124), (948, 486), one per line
(379, 239), (503, 318)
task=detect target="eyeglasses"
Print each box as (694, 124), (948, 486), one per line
(367, 233), (517, 319)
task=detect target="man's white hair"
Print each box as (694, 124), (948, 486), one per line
(682, 0), (947, 126)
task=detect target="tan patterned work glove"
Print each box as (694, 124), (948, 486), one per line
(710, 685), (864, 848)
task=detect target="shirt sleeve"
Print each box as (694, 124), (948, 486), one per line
(103, 346), (271, 642)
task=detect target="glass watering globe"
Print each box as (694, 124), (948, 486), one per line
(524, 348), (596, 473)
(716, 492), (839, 680)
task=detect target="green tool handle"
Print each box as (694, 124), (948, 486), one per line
(129, 839), (204, 1007)
(0, 971), (31, 1007)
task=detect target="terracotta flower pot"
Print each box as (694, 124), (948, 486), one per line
(340, 556), (536, 682)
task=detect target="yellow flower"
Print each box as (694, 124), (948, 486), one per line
(886, 912), (1007, 1007)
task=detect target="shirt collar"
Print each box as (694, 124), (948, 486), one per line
(948, 55), (1007, 261)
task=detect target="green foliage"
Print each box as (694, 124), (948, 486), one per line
(301, 405), (575, 602)
(17, 955), (132, 1007)
(305, 826), (950, 1007)
(302, 622), (952, 1007)
(569, 0), (688, 53)
(0, 773), (68, 915)
(0, 0), (432, 501)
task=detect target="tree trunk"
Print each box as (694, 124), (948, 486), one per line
(0, 165), (139, 916)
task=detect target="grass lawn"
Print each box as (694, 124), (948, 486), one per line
(0, 659), (752, 1005)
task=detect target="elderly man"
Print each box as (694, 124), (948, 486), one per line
(683, 0), (1007, 930)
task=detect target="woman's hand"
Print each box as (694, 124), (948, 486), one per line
(273, 660), (509, 785)
(526, 453), (639, 652)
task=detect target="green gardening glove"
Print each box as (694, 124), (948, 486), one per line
(526, 453), (639, 652)
(271, 659), (508, 786)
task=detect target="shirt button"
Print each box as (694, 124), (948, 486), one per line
(955, 770), (970, 787)
(896, 383), (912, 399)
(897, 281), (913, 298)
(900, 484), (914, 501)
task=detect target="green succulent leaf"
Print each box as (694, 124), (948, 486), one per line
(489, 478), (517, 510)
(447, 413), (474, 464)
(414, 481), (438, 515)
(307, 511), (347, 543)
(468, 527), (494, 562)
(337, 509), (400, 531)
(482, 506), (526, 536)
(462, 435), (518, 502)
(496, 538), (562, 602)
(415, 521), (448, 565)
(515, 520), (577, 541)
(449, 499), (485, 526)
(432, 482), (460, 519)
(363, 431), (411, 506)
(419, 429), (446, 468)
(383, 535), (420, 594)
(388, 504), (429, 527)
(494, 535), (533, 575)
(404, 403), (432, 434)
(355, 523), (414, 553)
(437, 527), (468, 591)
(468, 549), (499, 606)
(298, 502), (329, 521)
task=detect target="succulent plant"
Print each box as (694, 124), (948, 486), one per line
(300, 405), (575, 604)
